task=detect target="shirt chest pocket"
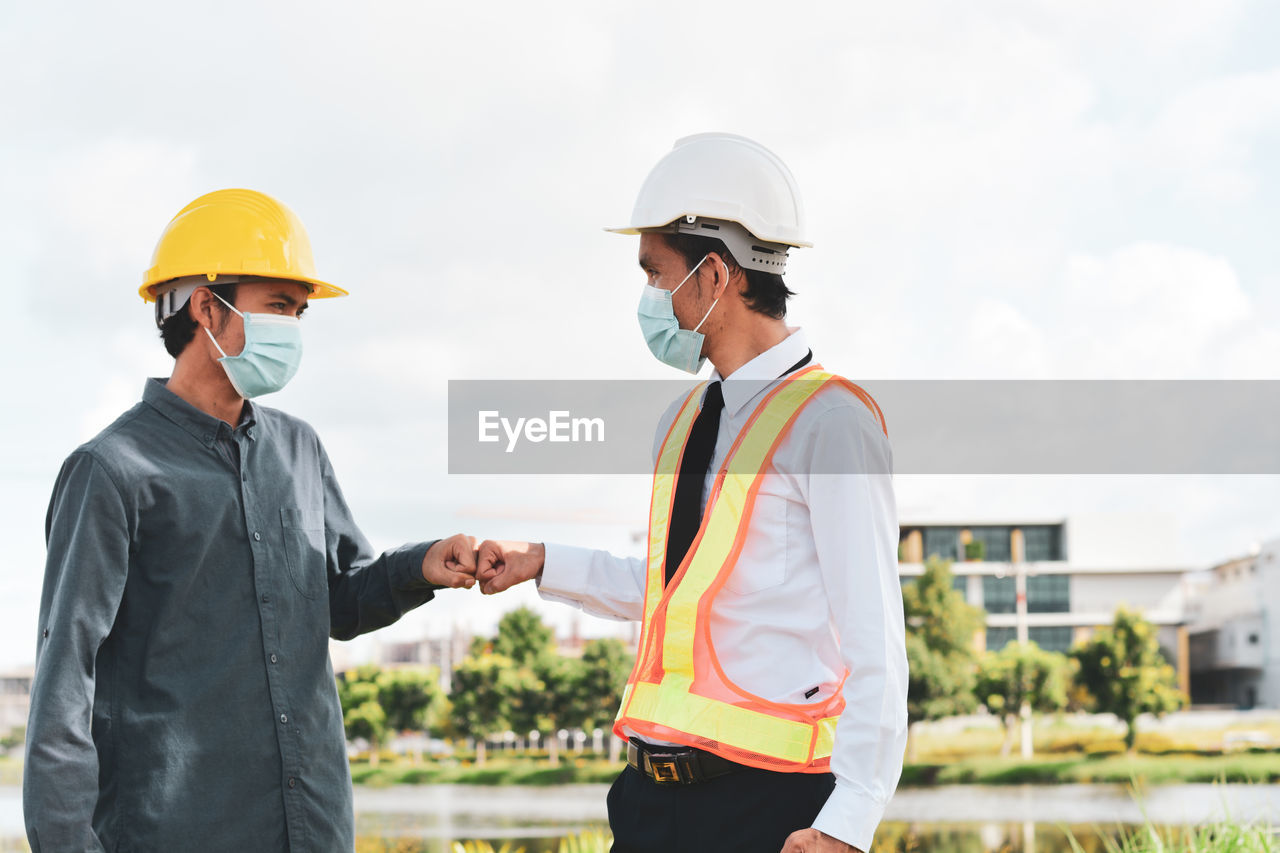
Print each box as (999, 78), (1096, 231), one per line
(723, 492), (790, 596)
(280, 507), (327, 600)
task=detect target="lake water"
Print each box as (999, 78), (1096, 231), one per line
(3, 783), (1278, 851)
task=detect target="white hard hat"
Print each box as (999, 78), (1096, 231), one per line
(606, 133), (811, 273)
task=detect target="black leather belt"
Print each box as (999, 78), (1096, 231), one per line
(626, 737), (746, 785)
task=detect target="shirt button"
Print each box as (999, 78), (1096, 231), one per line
(203, 434), (212, 442)
(253, 532), (262, 541)
(280, 713), (288, 724)
(42, 629), (49, 638)
(288, 777), (296, 789)
(270, 654), (278, 664)
(261, 593), (269, 603)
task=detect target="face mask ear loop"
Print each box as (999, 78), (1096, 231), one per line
(670, 254), (709, 297)
(211, 291), (244, 318)
(203, 290), (241, 358)
(204, 326), (229, 358)
(692, 259), (729, 333)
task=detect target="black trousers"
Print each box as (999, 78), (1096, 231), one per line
(607, 764), (836, 853)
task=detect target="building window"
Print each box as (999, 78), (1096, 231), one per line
(1022, 525), (1065, 561)
(986, 627), (1016, 651)
(970, 527), (1012, 562)
(1027, 575), (1070, 613)
(985, 626), (1073, 654)
(1029, 626), (1073, 653)
(982, 576), (1016, 614)
(922, 527), (961, 562)
(900, 575), (968, 598)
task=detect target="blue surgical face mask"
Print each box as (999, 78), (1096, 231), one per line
(204, 292), (303, 398)
(637, 254), (725, 374)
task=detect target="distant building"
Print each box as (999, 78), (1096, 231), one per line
(368, 629), (474, 693)
(1186, 538), (1280, 709)
(898, 514), (1195, 695)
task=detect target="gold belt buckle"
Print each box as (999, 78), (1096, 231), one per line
(647, 756), (683, 784)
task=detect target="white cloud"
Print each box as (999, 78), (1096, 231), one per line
(961, 298), (1050, 377)
(1054, 242), (1259, 377)
(1145, 70), (1280, 202)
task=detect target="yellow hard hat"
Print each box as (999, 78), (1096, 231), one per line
(139, 188), (348, 302)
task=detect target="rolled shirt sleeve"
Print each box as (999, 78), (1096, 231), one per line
(537, 544), (646, 622)
(24, 452), (131, 853)
(804, 405), (909, 852)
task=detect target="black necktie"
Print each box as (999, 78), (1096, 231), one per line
(665, 381), (724, 585)
(663, 350), (813, 585)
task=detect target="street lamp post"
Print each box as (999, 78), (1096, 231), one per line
(1012, 529), (1032, 758)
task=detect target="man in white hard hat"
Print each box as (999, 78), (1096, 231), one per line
(24, 189), (478, 852)
(476, 134), (908, 853)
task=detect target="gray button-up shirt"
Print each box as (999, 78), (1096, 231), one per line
(24, 379), (439, 852)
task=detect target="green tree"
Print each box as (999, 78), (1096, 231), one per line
(1072, 606), (1186, 752)
(493, 606), (555, 666)
(575, 638), (631, 734)
(488, 606), (595, 765)
(976, 641), (1070, 755)
(337, 665), (388, 765)
(509, 654), (581, 767)
(449, 653), (519, 765)
(376, 667), (445, 762)
(377, 667), (444, 733)
(901, 557), (984, 756)
(0, 725), (25, 753)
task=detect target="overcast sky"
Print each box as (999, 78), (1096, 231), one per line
(2, 1), (1278, 670)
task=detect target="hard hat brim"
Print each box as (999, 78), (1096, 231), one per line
(603, 222), (813, 249)
(139, 273), (348, 304)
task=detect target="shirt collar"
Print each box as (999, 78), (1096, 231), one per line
(142, 378), (257, 447)
(711, 327), (811, 418)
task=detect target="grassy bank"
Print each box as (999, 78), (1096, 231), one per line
(900, 752), (1280, 787)
(4, 751), (1277, 790)
(349, 757), (624, 788)
(344, 751), (1280, 789)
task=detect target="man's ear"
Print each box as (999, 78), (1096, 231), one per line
(706, 252), (736, 300)
(188, 287), (213, 331)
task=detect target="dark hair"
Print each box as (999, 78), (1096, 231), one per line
(661, 232), (794, 319)
(158, 283), (238, 358)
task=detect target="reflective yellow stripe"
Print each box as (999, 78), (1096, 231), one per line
(643, 384), (704, 623)
(618, 384), (704, 728)
(813, 714), (839, 760)
(627, 681), (815, 763)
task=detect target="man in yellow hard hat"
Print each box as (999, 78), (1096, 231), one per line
(475, 135), (908, 853)
(23, 189), (477, 852)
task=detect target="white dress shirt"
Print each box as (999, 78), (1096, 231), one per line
(537, 329), (908, 852)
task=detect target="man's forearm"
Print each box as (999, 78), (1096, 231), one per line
(328, 540), (436, 640)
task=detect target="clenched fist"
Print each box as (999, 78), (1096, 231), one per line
(780, 829), (861, 853)
(475, 540), (545, 595)
(421, 534), (479, 589)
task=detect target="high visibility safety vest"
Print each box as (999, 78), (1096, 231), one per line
(614, 365), (888, 773)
